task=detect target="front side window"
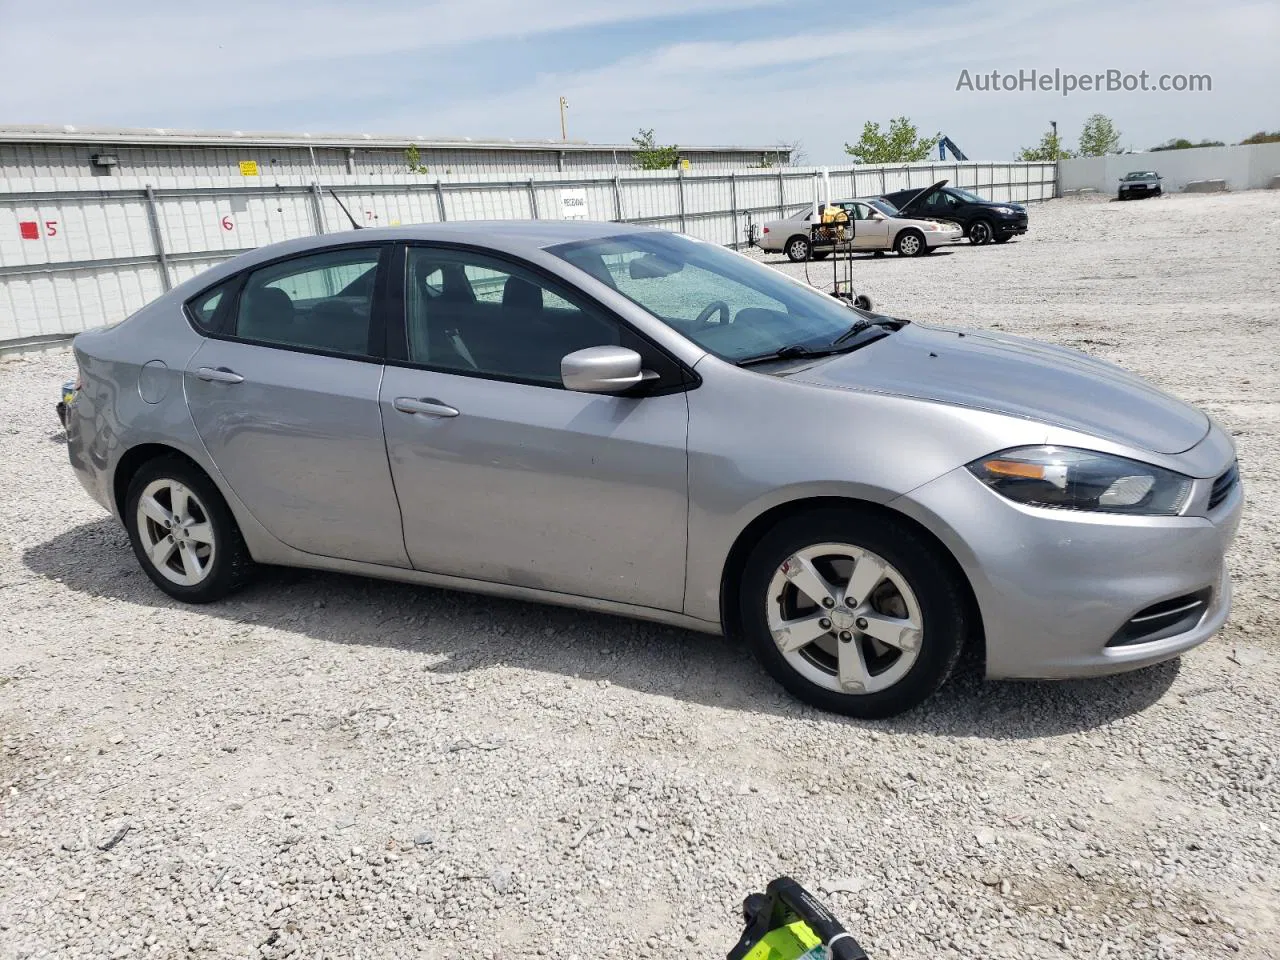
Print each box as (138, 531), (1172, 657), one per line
(550, 232), (869, 362)
(233, 247), (381, 357)
(404, 247), (622, 384)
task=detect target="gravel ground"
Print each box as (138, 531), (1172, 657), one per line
(2, 190), (1278, 960)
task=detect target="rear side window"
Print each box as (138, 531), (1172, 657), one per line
(233, 247), (382, 358)
(185, 279), (234, 333)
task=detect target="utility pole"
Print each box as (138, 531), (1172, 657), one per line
(559, 97), (569, 141)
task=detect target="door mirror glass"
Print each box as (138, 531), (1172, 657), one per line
(561, 346), (646, 393)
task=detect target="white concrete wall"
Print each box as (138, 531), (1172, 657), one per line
(0, 160), (1056, 349)
(1059, 142), (1280, 195)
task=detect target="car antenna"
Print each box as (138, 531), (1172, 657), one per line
(329, 189), (363, 229)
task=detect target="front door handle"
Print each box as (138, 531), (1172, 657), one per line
(393, 397), (459, 418)
(196, 366), (245, 384)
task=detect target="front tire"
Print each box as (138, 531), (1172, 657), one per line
(738, 508), (970, 718)
(894, 230), (927, 257)
(785, 236), (811, 262)
(968, 219), (994, 245)
(125, 456), (255, 603)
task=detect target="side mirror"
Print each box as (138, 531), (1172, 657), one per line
(869, 212), (886, 221)
(561, 346), (649, 393)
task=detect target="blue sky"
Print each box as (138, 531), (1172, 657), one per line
(0, 0), (1275, 162)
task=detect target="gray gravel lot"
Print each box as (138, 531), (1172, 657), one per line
(2, 190), (1278, 960)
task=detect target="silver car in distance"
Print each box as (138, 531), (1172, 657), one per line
(65, 221), (1242, 718)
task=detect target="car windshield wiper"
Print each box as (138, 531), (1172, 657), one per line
(736, 344), (837, 366)
(830, 319), (875, 347)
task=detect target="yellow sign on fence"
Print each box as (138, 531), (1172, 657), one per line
(238, 160), (259, 177)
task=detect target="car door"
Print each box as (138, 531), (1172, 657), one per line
(184, 244), (411, 568)
(378, 244), (691, 611)
(848, 203), (889, 249)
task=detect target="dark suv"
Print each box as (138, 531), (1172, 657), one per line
(881, 179), (1028, 245)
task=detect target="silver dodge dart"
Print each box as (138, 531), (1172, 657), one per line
(64, 221), (1242, 717)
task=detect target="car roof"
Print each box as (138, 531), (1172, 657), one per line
(161, 219), (656, 300)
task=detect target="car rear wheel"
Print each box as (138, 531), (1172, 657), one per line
(785, 236), (811, 262)
(894, 230), (926, 257)
(125, 456), (255, 603)
(968, 219), (994, 245)
(738, 508), (970, 718)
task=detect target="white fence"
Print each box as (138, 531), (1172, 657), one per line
(1059, 142), (1280, 195)
(0, 160), (1055, 352)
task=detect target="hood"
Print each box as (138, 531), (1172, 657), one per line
(897, 178), (949, 213)
(784, 324), (1209, 455)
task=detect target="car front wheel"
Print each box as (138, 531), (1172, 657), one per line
(894, 230), (926, 257)
(785, 236), (811, 262)
(125, 456), (255, 603)
(968, 219), (994, 245)
(738, 508), (970, 718)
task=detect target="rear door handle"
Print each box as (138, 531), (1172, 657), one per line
(196, 366), (245, 384)
(393, 397), (459, 418)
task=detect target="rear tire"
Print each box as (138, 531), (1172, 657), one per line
(738, 507), (970, 718)
(124, 456), (255, 603)
(785, 236), (811, 262)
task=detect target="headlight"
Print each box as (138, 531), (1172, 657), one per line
(992, 206), (1016, 215)
(921, 223), (939, 231)
(967, 446), (1192, 516)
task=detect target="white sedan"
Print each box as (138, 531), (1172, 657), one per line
(755, 198), (963, 261)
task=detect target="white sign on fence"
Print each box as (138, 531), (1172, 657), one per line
(560, 188), (588, 220)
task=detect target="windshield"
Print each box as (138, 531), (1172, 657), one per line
(948, 187), (987, 203)
(867, 198), (898, 217)
(1125, 171), (1158, 180)
(549, 232), (869, 362)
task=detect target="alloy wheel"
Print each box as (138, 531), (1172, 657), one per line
(135, 478), (217, 586)
(898, 234), (921, 255)
(765, 543), (923, 695)
(970, 221), (992, 244)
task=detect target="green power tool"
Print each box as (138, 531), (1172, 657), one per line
(727, 877), (870, 960)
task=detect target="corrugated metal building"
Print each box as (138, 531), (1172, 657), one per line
(0, 125), (792, 181)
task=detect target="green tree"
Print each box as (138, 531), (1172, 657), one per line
(1078, 114), (1122, 157)
(843, 117), (939, 164)
(404, 145), (430, 174)
(1149, 137), (1225, 151)
(1017, 129), (1075, 161)
(631, 129), (680, 170)
(1240, 130), (1280, 145)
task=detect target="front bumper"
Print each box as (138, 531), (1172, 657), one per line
(994, 215), (1028, 236)
(894, 459), (1242, 680)
(925, 228), (965, 247)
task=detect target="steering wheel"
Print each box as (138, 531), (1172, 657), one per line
(694, 300), (731, 329)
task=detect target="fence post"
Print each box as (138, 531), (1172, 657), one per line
(677, 168), (687, 232)
(527, 179), (540, 219)
(729, 172), (739, 248)
(434, 180), (448, 222)
(612, 176), (623, 221)
(777, 168), (785, 217)
(143, 185), (171, 292)
(310, 182), (326, 235)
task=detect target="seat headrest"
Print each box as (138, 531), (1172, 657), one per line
(502, 276), (543, 311)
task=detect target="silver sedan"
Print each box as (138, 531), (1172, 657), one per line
(64, 221), (1242, 717)
(755, 198), (963, 261)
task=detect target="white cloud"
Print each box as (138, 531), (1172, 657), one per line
(1, 0), (1275, 160)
